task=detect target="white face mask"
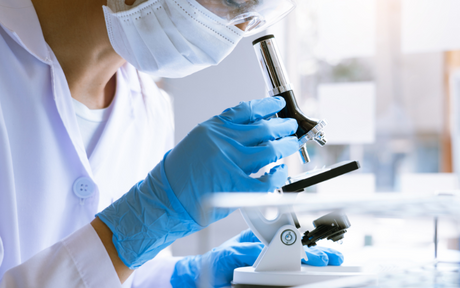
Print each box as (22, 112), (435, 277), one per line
(103, 0), (244, 78)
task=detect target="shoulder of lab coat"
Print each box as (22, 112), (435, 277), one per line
(136, 69), (175, 141)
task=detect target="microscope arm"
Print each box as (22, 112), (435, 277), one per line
(240, 206), (296, 245)
(240, 207), (307, 272)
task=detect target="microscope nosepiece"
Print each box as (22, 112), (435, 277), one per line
(314, 134), (327, 146)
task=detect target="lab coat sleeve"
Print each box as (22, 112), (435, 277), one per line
(129, 256), (182, 288)
(0, 224), (122, 288)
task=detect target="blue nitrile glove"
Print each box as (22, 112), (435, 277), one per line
(97, 97), (299, 269)
(302, 246), (344, 266)
(164, 97), (299, 226)
(170, 229), (263, 288)
(170, 229), (344, 288)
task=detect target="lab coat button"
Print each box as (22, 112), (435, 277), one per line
(73, 177), (95, 198)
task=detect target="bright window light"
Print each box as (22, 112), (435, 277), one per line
(316, 0), (376, 60)
(402, 0), (460, 53)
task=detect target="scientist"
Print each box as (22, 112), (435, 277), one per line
(0, 0), (343, 287)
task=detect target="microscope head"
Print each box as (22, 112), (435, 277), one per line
(301, 212), (351, 247)
(253, 35), (327, 164)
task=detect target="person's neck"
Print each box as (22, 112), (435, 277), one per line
(32, 0), (126, 109)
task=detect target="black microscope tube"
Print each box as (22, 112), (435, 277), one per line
(253, 35), (318, 140)
(276, 90), (319, 138)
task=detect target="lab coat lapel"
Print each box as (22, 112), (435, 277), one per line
(0, 0), (94, 176)
(88, 68), (134, 174)
(49, 53), (94, 177)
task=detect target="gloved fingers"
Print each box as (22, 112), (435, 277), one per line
(314, 246), (344, 266)
(301, 246), (329, 267)
(228, 117), (298, 147)
(250, 164), (289, 192)
(220, 97), (285, 124)
(220, 229), (261, 249)
(204, 243), (264, 286)
(238, 229), (261, 243)
(219, 243), (264, 271)
(236, 136), (298, 175)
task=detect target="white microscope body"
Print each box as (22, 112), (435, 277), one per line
(232, 206), (363, 288)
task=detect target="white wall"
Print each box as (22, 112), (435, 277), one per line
(164, 35), (268, 144)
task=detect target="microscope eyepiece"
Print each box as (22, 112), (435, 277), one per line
(252, 34), (275, 46)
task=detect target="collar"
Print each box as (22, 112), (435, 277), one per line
(120, 62), (142, 94)
(0, 0), (50, 63)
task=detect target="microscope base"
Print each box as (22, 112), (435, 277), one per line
(232, 265), (364, 287)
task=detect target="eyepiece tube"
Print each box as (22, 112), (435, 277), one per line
(253, 35), (292, 96)
(253, 34), (328, 165)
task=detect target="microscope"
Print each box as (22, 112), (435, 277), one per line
(253, 34), (327, 164)
(232, 170), (361, 288)
(231, 35), (364, 287)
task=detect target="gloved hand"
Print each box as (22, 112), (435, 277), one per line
(301, 246), (344, 266)
(97, 97), (299, 269)
(164, 97), (299, 226)
(170, 229), (344, 288)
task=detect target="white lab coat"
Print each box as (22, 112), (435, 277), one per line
(0, 0), (181, 286)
